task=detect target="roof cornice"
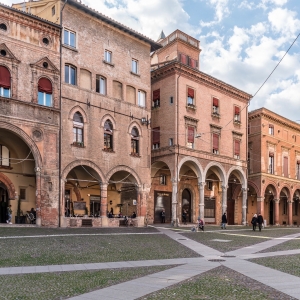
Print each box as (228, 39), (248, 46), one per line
(151, 61), (252, 102)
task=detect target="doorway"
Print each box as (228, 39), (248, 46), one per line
(227, 199), (235, 225)
(0, 185), (8, 223)
(269, 200), (274, 225)
(154, 191), (171, 223)
(182, 189), (192, 223)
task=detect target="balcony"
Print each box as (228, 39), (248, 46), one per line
(160, 30), (200, 49)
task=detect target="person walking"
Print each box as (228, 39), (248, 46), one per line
(161, 209), (165, 223)
(221, 213), (227, 229)
(182, 209), (187, 225)
(6, 204), (12, 224)
(257, 213), (264, 232)
(198, 217), (205, 231)
(251, 214), (258, 231)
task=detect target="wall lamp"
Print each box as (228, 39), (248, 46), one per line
(141, 117), (150, 126)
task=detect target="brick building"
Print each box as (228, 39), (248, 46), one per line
(0, 3), (61, 226)
(150, 30), (252, 225)
(248, 108), (300, 226)
(15, 0), (161, 227)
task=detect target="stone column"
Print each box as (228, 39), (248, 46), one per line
(242, 188), (247, 225)
(257, 197), (264, 216)
(274, 199), (280, 225)
(198, 182), (205, 220)
(221, 185), (227, 214)
(100, 183), (108, 227)
(137, 187), (148, 227)
(35, 166), (42, 226)
(172, 178), (178, 226)
(288, 199), (293, 226)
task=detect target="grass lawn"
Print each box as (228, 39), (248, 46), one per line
(0, 265), (174, 300)
(249, 254), (300, 278)
(0, 228), (199, 267)
(180, 227), (300, 253)
(258, 237), (300, 253)
(139, 266), (296, 300)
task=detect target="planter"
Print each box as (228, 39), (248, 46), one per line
(15, 216), (26, 224)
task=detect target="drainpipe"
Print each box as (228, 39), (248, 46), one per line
(58, 0), (68, 227)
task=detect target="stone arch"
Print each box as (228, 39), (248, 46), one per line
(203, 161), (226, 184)
(100, 114), (116, 129)
(226, 166), (247, 188)
(65, 181), (81, 202)
(263, 180), (278, 198)
(280, 186), (291, 199)
(128, 121), (143, 137)
(61, 160), (105, 183)
(248, 180), (260, 197)
(0, 121), (42, 168)
(68, 105), (88, 123)
(106, 165), (142, 186)
(151, 159), (173, 181)
(0, 172), (16, 199)
(178, 156), (203, 182)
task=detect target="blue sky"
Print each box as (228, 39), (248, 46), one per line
(4, 0), (300, 121)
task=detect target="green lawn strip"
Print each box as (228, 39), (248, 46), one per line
(249, 254), (300, 278)
(138, 265), (296, 300)
(180, 228), (300, 253)
(0, 226), (158, 237)
(0, 265), (175, 300)
(0, 234), (199, 267)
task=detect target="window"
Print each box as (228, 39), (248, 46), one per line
(297, 161), (300, 179)
(65, 65), (76, 85)
(52, 6), (55, 16)
(138, 90), (145, 107)
(96, 75), (106, 95)
(207, 181), (213, 191)
(126, 86), (136, 104)
(234, 139), (240, 159)
(204, 197), (215, 218)
(73, 112), (83, 145)
(212, 97), (219, 114)
(131, 127), (139, 155)
(169, 138), (173, 146)
(269, 125), (274, 135)
(187, 126), (194, 149)
(64, 29), (76, 48)
(187, 88), (195, 106)
(170, 96), (173, 104)
(104, 120), (113, 151)
(0, 145), (9, 167)
(152, 127), (160, 149)
(0, 23), (7, 31)
(212, 133), (219, 154)
(283, 156), (288, 177)
(234, 106), (240, 122)
(104, 50), (112, 63)
(131, 59), (138, 74)
(0, 66), (11, 98)
(153, 89), (160, 108)
(20, 188), (26, 201)
(269, 152), (274, 174)
(38, 77), (52, 106)
(159, 174), (167, 185)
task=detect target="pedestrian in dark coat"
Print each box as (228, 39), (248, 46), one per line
(251, 214), (257, 231)
(161, 209), (165, 223)
(257, 213), (264, 231)
(182, 209), (187, 225)
(221, 213), (227, 229)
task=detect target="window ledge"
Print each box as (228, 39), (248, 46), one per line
(62, 44), (78, 52)
(186, 104), (196, 110)
(152, 106), (160, 110)
(234, 120), (241, 125)
(71, 142), (85, 148)
(102, 148), (115, 153)
(0, 165), (13, 170)
(130, 152), (140, 158)
(130, 71), (140, 77)
(103, 60), (115, 67)
(211, 112), (220, 119)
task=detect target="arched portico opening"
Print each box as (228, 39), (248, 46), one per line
(279, 187), (290, 225)
(247, 183), (258, 224)
(182, 188), (192, 223)
(293, 189), (300, 225)
(265, 184), (276, 225)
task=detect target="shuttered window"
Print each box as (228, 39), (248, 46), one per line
(212, 133), (219, 154)
(234, 140), (240, 158)
(0, 66), (11, 98)
(152, 127), (160, 149)
(283, 156), (288, 177)
(234, 106), (240, 122)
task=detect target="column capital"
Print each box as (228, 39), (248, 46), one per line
(221, 185), (228, 191)
(257, 197), (264, 202)
(34, 166), (41, 173)
(274, 198), (280, 203)
(198, 182), (206, 188)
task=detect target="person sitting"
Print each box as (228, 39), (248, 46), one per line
(30, 208), (36, 219)
(197, 217), (205, 231)
(131, 212), (136, 218)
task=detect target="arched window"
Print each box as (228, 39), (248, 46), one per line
(0, 66), (11, 98)
(38, 77), (52, 106)
(104, 120), (113, 151)
(131, 127), (139, 155)
(73, 112), (84, 146)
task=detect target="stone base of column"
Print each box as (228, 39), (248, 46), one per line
(60, 217), (67, 228)
(36, 217), (41, 226)
(136, 216), (145, 227)
(101, 216), (109, 227)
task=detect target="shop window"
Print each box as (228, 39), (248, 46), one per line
(0, 66), (11, 98)
(104, 120), (113, 151)
(38, 77), (52, 106)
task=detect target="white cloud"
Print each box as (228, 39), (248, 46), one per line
(238, 1), (256, 10)
(200, 0), (230, 27)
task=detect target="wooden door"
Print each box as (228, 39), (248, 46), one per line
(227, 199), (235, 225)
(154, 191), (171, 223)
